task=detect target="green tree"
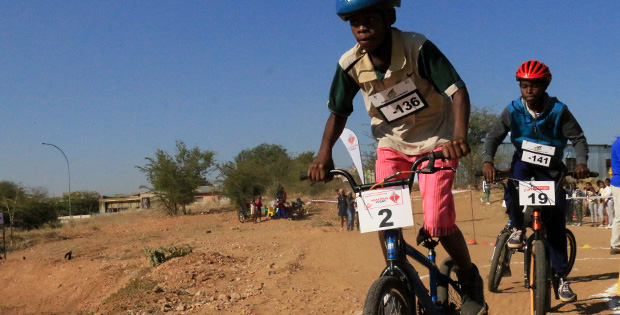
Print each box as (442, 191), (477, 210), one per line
(137, 141), (216, 215)
(219, 144), (293, 207)
(0, 181), (25, 241)
(455, 106), (500, 188)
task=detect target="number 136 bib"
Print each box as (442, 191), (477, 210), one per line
(369, 78), (429, 123)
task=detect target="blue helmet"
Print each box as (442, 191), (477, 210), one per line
(336, 0), (401, 21)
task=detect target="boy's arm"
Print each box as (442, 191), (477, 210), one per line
(560, 107), (590, 178)
(309, 63), (359, 182)
(442, 87), (470, 159)
(308, 113), (348, 182)
(482, 107), (511, 182)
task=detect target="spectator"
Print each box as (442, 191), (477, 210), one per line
(346, 192), (355, 231)
(598, 180), (611, 227)
(276, 198), (286, 219)
(254, 196), (263, 223)
(565, 183), (575, 225)
(276, 185), (287, 202)
(606, 178), (614, 229)
(584, 182), (599, 227)
(609, 137), (620, 254)
(337, 188), (348, 231)
(480, 180), (490, 204)
(570, 183), (584, 226)
(250, 198), (257, 223)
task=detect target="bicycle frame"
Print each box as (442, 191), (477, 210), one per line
(331, 152), (461, 314)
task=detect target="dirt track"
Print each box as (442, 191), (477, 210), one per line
(0, 190), (618, 314)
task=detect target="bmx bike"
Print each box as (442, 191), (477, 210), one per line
(481, 170), (596, 315)
(307, 152), (473, 314)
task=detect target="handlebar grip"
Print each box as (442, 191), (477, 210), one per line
(299, 174), (309, 181)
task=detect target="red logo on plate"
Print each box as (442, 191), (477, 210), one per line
(348, 135), (356, 144)
(390, 192), (400, 203)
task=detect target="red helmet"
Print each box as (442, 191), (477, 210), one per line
(516, 60), (552, 83)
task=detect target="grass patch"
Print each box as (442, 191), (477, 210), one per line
(145, 245), (193, 267)
(104, 277), (158, 303)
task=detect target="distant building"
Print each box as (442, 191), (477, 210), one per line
(494, 143), (612, 179)
(98, 186), (225, 213)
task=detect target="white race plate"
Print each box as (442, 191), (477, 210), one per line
(522, 140), (556, 156)
(522, 150), (552, 167)
(519, 181), (556, 206)
(357, 185), (413, 233)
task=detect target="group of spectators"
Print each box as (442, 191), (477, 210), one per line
(566, 178), (614, 227)
(244, 186), (306, 222)
(336, 188), (359, 231)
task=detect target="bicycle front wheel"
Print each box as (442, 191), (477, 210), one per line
(529, 240), (550, 315)
(566, 228), (577, 275)
(363, 276), (414, 315)
(488, 231), (511, 292)
(238, 212), (245, 223)
(437, 257), (462, 313)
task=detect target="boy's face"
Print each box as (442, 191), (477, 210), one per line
(349, 12), (387, 53)
(518, 79), (547, 105)
(606, 179), (610, 186)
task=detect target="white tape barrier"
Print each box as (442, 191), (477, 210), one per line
(567, 196), (613, 200)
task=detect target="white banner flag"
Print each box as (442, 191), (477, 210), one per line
(339, 128), (365, 184)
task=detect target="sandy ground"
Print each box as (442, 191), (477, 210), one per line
(0, 190), (618, 315)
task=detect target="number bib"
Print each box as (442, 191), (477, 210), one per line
(518, 181), (556, 206)
(357, 185), (414, 233)
(369, 78), (429, 123)
(521, 140), (555, 167)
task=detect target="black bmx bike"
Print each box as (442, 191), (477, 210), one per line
(482, 170), (595, 315)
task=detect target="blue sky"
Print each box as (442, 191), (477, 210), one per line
(1, 1), (619, 196)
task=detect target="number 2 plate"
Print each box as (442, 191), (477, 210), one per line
(518, 181), (556, 206)
(357, 186), (414, 233)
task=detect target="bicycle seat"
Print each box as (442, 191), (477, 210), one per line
(416, 226), (439, 249)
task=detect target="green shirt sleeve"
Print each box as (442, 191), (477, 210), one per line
(417, 40), (465, 98)
(327, 63), (360, 117)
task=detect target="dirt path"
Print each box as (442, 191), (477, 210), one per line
(0, 190), (618, 314)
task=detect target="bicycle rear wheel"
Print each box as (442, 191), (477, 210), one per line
(566, 228), (576, 275)
(529, 240), (550, 315)
(238, 211), (245, 223)
(437, 257), (462, 313)
(363, 276), (414, 315)
(488, 231), (511, 292)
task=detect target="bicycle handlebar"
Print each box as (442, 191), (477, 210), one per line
(474, 170), (599, 179)
(302, 151), (452, 194)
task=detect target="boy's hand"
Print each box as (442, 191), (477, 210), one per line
(574, 164), (590, 179)
(442, 138), (470, 160)
(483, 162), (498, 183)
(308, 153), (335, 182)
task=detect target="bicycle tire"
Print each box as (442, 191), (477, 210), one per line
(488, 231), (511, 292)
(437, 257), (462, 313)
(238, 211), (245, 223)
(529, 240), (550, 315)
(363, 276), (414, 315)
(566, 228), (576, 275)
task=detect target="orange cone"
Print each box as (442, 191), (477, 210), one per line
(481, 241), (489, 246)
(467, 238), (477, 245)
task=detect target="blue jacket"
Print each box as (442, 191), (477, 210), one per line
(483, 94), (589, 166)
(612, 137), (620, 187)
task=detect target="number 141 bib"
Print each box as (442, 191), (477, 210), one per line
(369, 78), (429, 123)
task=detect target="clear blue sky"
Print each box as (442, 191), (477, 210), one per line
(1, 1), (619, 196)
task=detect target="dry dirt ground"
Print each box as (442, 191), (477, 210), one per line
(1, 190), (619, 315)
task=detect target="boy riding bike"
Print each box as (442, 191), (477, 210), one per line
(307, 1), (486, 313)
(482, 60), (590, 303)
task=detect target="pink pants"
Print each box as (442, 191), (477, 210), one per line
(375, 147), (460, 237)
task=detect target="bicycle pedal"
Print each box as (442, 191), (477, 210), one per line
(502, 266), (512, 278)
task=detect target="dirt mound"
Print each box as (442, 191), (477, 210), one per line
(0, 191), (618, 314)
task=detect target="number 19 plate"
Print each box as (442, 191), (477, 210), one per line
(357, 186), (414, 233)
(518, 181), (556, 206)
